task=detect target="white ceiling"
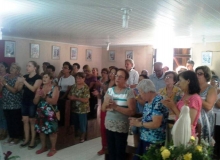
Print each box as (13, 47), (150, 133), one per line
(1, 0), (220, 47)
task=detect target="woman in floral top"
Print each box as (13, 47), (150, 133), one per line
(68, 72), (90, 143)
(33, 72), (59, 157)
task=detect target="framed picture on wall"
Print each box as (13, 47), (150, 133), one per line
(30, 43), (40, 58)
(52, 46), (60, 60)
(125, 50), (133, 59)
(86, 49), (92, 61)
(4, 41), (15, 57)
(201, 51), (212, 65)
(70, 47), (78, 60)
(108, 50), (115, 61)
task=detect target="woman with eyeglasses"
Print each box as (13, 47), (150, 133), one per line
(93, 67), (118, 155)
(196, 66), (217, 145)
(102, 68), (136, 160)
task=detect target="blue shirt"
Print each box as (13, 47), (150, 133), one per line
(140, 95), (169, 143)
(149, 73), (166, 92)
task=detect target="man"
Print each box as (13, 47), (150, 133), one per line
(186, 60), (195, 71)
(162, 66), (169, 73)
(149, 62), (166, 92)
(72, 63), (80, 78)
(125, 58), (139, 88)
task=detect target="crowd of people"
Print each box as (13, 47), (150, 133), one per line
(0, 59), (219, 159)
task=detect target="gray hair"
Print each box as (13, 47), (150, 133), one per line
(125, 58), (135, 68)
(137, 79), (156, 93)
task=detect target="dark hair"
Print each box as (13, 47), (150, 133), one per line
(73, 63), (80, 69)
(29, 61), (40, 75)
(76, 72), (86, 78)
(101, 68), (109, 74)
(195, 66), (212, 82)
(117, 68), (129, 80)
(139, 74), (149, 79)
(63, 61), (73, 73)
(154, 62), (163, 66)
(187, 60), (195, 66)
(42, 71), (54, 79)
(164, 71), (178, 83)
(0, 62), (9, 73)
(43, 62), (50, 66)
(46, 65), (55, 72)
(178, 70), (200, 94)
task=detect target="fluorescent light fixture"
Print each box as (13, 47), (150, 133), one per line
(106, 42), (111, 51)
(121, 8), (132, 28)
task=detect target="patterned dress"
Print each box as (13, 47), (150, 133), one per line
(35, 86), (58, 134)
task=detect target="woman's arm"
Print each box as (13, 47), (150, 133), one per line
(2, 78), (23, 94)
(202, 87), (217, 111)
(161, 99), (180, 117)
(45, 86), (60, 105)
(23, 78), (42, 93)
(215, 98), (220, 108)
(33, 88), (41, 105)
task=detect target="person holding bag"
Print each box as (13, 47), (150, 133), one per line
(33, 72), (59, 157)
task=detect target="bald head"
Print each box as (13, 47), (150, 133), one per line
(154, 62), (163, 78)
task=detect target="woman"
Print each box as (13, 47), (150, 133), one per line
(102, 68), (136, 160)
(140, 70), (148, 77)
(68, 72), (90, 143)
(83, 65), (98, 119)
(34, 72), (59, 157)
(92, 67), (101, 80)
(159, 71), (183, 107)
(93, 67), (117, 155)
(162, 71), (202, 137)
(0, 63), (23, 144)
(20, 61), (42, 149)
(196, 66), (217, 144)
(0, 62), (9, 140)
(130, 79), (169, 160)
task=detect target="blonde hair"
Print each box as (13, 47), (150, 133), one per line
(83, 64), (91, 72)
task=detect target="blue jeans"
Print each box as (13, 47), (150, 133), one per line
(71, 113), (87, 133)
(0, 98), (7, 130)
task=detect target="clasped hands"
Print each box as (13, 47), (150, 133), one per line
(161, 98), (175, 110)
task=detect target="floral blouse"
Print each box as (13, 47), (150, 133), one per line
(69, 83), (90, 114)
(159, 85), (183, 103)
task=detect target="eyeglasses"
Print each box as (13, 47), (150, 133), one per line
(196, 72), (204, 76)
(165, 76), (173, 79)
(154, 70), (162, 73)
(101, 72), (107, 74)
(115, 75), (125, 79)
(109, 72), (116, 75)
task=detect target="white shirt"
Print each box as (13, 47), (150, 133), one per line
(126, 69), (139, 85)
(58, 75), (75, 92)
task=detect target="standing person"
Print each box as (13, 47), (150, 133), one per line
(102, 68), (136, 160)
(46, 65), (58, 86)
(196, 66), (217, 144)
(83, 65), (98, 119)
(125, 58), (139, 88)
(72, 63), (80, 78)
(92, 67), (101, 80)
(34, 72), (59, 157)
(40, 62), (50, 77)
(149, 62), (166, 92)
(0, 62), (9, 140)
(68, 72), (90, 143)
(20, 61), (42, 149)
(186, 60), (195, 71)
(0, 63), (23, 144)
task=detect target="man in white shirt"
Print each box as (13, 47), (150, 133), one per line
(149, 62), (166, 92)
(125, 58), (139, 88)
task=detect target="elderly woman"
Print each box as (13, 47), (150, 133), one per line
(125, 58), (139, 88)
(0, 63), (23, 144)
(162, 71), (202, 137)
(159, 71), (183, 107)
(68, 72), (90, 143)
(130, 79), (169, 160)
(102, 68), (136, 160)
(195, 66), (217, 144)
(34, 72), (59, 157)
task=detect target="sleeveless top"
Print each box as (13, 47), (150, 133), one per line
(104, 87), (134, 133)
(198, 85), (215, 143)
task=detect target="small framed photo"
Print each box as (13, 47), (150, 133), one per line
(86, 49), (92, 61)
(70, 47), (78, 60)
(30, 44), (40, 58)
(52, 46), (60, 60)
(4, 41), (15, 57)
(108, 50), (115, 61)
(126, 50), (133, 59)
(202, 51), (212, 65)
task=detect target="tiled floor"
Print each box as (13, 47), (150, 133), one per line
(1, 137), (104, 160)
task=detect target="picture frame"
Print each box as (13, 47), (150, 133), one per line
(52, 46), (60, 60)
(125, 50), (133, 59)
(86, 49), (92, 61)
(108, 50), (115, 61)
(201, 51), (212, 65)
(30, 43), (40, 58)
(4, 41), (15, 57)
(70, 47), (78, 60)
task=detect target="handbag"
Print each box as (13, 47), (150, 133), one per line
(51, 105), (60, 121)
